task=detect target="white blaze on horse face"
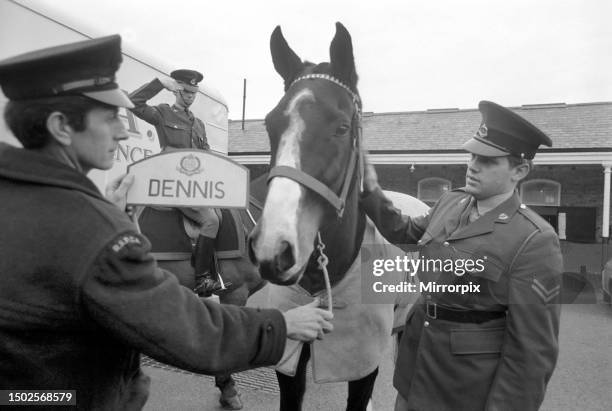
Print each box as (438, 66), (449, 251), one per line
(257, 88), (321, 279)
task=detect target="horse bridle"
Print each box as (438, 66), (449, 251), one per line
(267, 73), (363, 218)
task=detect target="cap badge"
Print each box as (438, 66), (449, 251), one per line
(498, 213), (508, 220)
(190, 79), (196, 85)
(475, 123), (488, 139)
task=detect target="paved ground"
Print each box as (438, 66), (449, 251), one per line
(143, 283), (611, 411)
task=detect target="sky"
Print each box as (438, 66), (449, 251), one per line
(13, 0), (612, 119)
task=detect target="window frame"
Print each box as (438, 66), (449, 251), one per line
(520, 179), (561, 206)
(417, 177), (452, 203)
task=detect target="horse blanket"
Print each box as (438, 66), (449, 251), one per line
(268, 218), (420, 383)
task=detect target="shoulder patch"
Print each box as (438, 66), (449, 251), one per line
(110, 233), (143, 254)
(531, 277), (561, 303)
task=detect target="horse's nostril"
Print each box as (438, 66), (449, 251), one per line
(258, 261), (276, 279)
(247, 223), (262, 265)
(247, 235), (258, 265)
(276, 240), (295, 273)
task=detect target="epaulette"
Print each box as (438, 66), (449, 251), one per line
(517, 204), (552, 232)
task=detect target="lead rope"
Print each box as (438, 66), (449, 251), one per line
(316, 232), (333, 314)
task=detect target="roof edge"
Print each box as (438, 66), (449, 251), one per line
(229, 101), (612, 124)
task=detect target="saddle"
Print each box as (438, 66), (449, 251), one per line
(137, 199), (260, 261)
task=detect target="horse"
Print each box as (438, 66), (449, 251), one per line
(135, 183), (267, 410)
(247, 23), (428, 410)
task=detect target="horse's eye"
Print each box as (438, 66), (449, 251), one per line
(335, 124), (350, 136)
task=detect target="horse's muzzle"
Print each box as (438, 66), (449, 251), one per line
(248, 227), (299, 283)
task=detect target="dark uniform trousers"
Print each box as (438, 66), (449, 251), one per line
(361, 187), (563, 411)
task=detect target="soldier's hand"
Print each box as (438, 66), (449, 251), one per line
(283, 299), (334, 342)
(363, 158), (380, 192)
(105, 173), (135, 211)
(159, 76), (183, 92)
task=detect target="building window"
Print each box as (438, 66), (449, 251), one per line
(418, 177), (451, 203)
(520, 179), (561, 206)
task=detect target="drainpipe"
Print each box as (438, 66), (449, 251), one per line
(604, 164), (611, 238)
(602, 163), (611, 268)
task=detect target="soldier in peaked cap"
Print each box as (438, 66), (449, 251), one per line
(361, 101), (563, 411)
(0, 34), (133, 110)
(130, 68), (208, 150)
(464, 100), (553, 160)
(171, 68), (204, 92)
(129, 69), (224, 302)
(0, 35), (333, 411)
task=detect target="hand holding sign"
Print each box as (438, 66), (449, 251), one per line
(105, 173), (135, 210)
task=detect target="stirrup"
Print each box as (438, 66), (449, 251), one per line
(194, 271), (217, 296)
(194, 272), (230, 297)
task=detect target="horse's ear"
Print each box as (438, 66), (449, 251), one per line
(270, 26), (303, 90)
(329, 22), (358, 90)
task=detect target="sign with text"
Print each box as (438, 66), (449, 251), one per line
(126, 150), (249, 208)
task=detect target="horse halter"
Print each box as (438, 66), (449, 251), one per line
(267, 73), (363, 218)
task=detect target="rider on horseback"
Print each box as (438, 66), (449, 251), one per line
(130, 69), (222, 297)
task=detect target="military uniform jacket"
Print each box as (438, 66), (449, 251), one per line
(361, 187), (563, 411)
(129, 78), (209, 150)
(0, 143), (284, 410)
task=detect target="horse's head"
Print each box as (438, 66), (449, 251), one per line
(248, 23), (363, 285)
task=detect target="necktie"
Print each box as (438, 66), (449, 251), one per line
(455, 196), (475, 232)
(469, 202), (481, 223)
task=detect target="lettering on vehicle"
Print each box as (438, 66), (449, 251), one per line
(119, 107), (141, 136)
(115, 144), (154, 163)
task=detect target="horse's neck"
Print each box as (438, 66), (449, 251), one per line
(300, 180), (366, 294)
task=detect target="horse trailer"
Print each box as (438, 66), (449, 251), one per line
(0, 0), (229, 193)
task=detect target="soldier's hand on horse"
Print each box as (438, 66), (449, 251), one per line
(105, 173), (135, 212)
(159, 76), (183, 92)
(363, 159), (380, 192)
(283, 299), (334, 342)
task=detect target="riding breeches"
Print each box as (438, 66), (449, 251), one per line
(181, 207), (220, 239)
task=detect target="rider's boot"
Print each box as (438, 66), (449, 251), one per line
(192, 236), (222, 297)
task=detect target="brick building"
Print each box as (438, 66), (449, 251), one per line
(228, 102), (612, 272)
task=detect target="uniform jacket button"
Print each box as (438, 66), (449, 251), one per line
(424, 321), (430, 327)
(266, 325), (273, 332)
(443, 241), (449, 247)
